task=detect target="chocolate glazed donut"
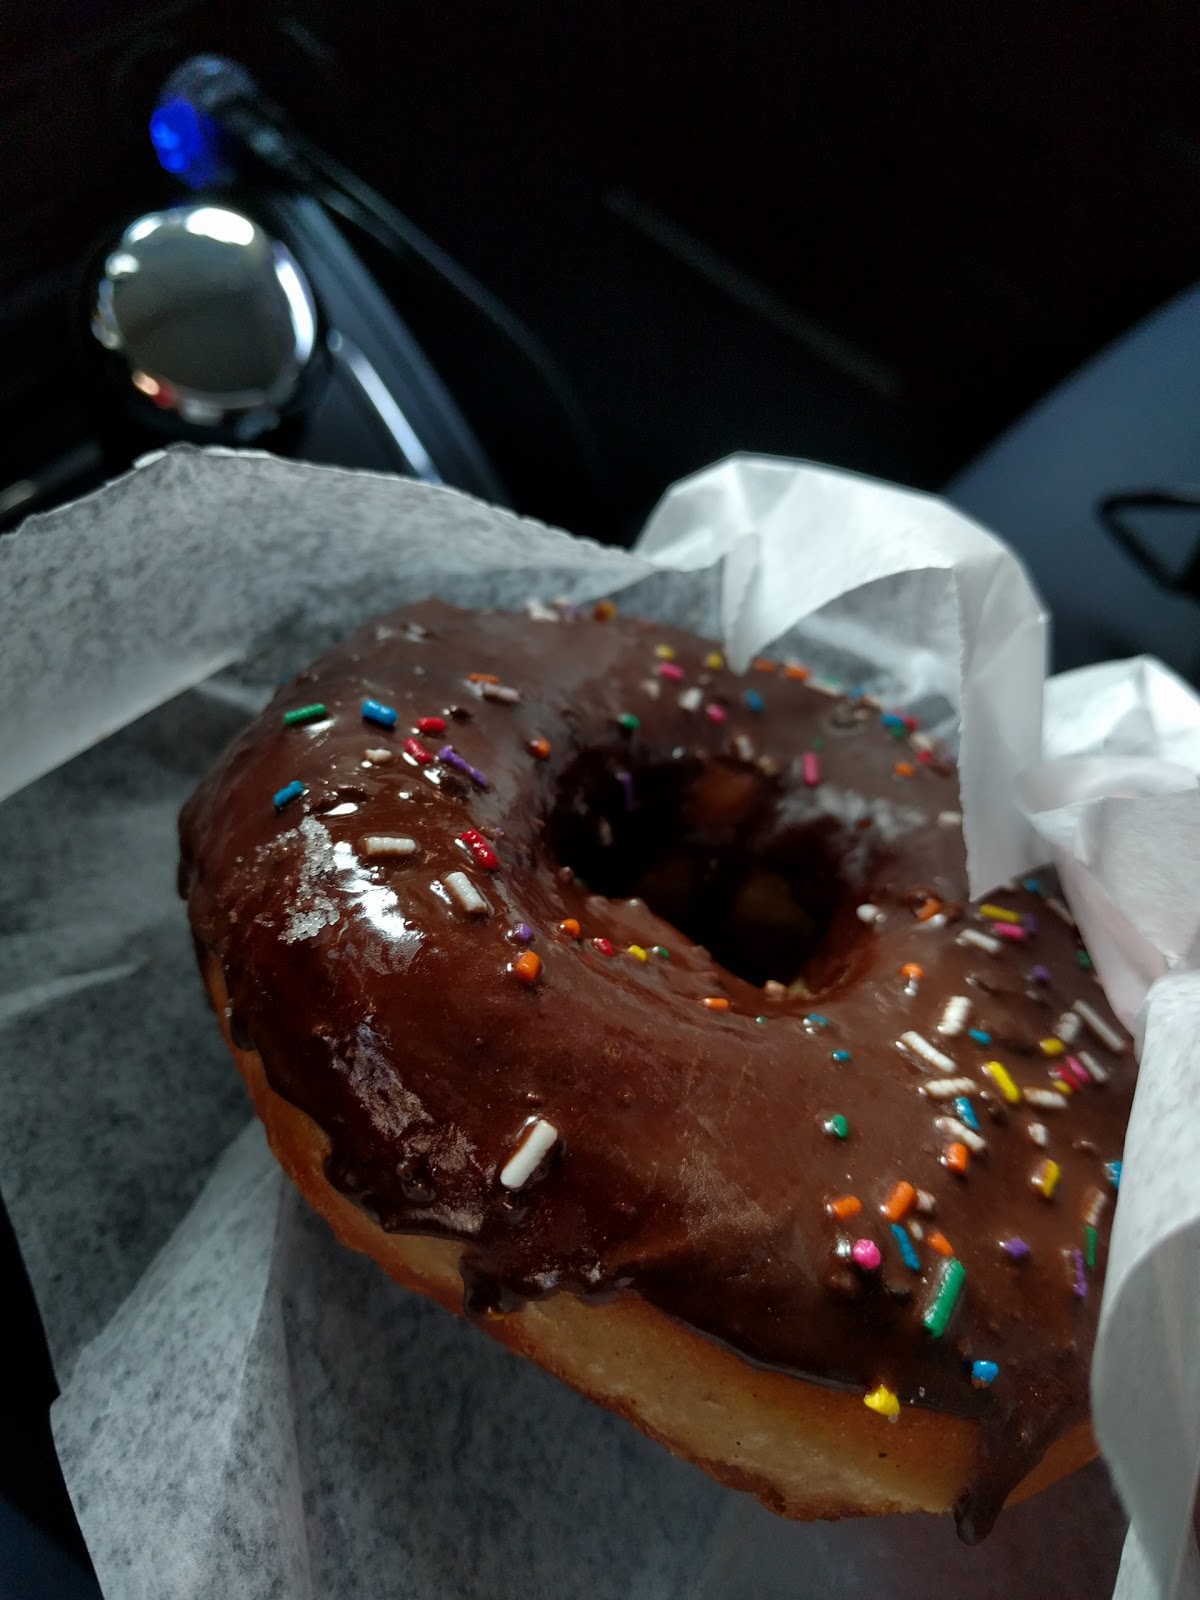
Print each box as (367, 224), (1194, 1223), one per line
(179, 599), (1132, 1540)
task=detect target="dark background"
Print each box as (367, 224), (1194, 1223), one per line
(5, 2), (1200, 544)
(3, 3), (1200, 1590)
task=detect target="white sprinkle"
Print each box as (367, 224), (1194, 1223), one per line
(1028, 1121), (1049, 1147)
(934, 1115), (987, 1153)
(481, 682), (521, 704)
(443, 870), (490, 916)
(856, 902), (883, 924)
(597, 817), (614, 847)
(678, 686), (702, 712)
(733, 734), (755, 761)
(364, 747), (394, 764)
(919, 1076), (978, 1099)
(898, 1031), (958, 1073)
(499, 1118), (559, 1190)
(1055, 1010), (1082, 1044)
(1022, 1087), (1068, 1111)
(938, 810), (963, 828)
(915, 1188), (937, 1215)
(640, 677), (662, 700)
(1046, 895), (1076, 928)
(809, 678), (842, 697)
(908, 1220), (924, 1241)
(937, 995), (972, 1038)
(910, 730), (936, 751)
(362, 835), (419, 858)
(920, 912), (949, 930)
(525, 598), (558, 621)
(1077, 1049), (1109, 1084)
(1074, 999), (1124, 1053)
(957, 928), (1001, 955)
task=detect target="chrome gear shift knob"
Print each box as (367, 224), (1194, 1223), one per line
(89, 203), (317, 436)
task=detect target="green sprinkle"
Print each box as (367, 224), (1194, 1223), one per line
(754, 1014), (769, 1025)
(825, 1113), (848, 1140)
(1085, 1225), (1097, 1269)
(618, 712), (640, 732)
(922, 1257), (965, 1339)
(652, 944), (669, 959)
(283, 703), (327, 726)
(811, 736), (825, 750)
(831, 1048), (851, 1063)
(1077, 949), (1093, 970)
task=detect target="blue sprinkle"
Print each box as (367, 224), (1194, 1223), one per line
(970, 1359), (999, 1388)
(744, 688), (764, 713)
(848, 685), (866, 701)
(953, 1096), (979, 1132)
(805, 1013), (830, 1028)
(361, 698), (398, 728)
(831, 1048), (852, 1063)
(1022, 877), (1042, 894)
(272, 779), (304, 811)
(967, 1027), (991, 1045)
(890, 1223), (921, 1272)
(880, 712), (905, 729)
(1105, 1160), (1122, 1190)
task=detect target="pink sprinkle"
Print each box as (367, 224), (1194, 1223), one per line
(1063, 1055), (1090, 1089)
(657, 662), (684, 681)
(705, 703), (727, 724)
(851, 1238), (881, 1271)
(802, 751), (821, 787)
(994, 922), (1028, 942)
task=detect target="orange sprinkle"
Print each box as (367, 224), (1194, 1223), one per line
(915, 897), (942, 922)
(528, 737), (552, 760)
(928, 1231), (954, 1257)
(701, 996), (730, 1012)
(894, 761), (916, 778)
(558, 918), (580, 939)
(881, 1180), (917, 1221)
(510, 951), (542, 984)
(468, 672), (500, 684)
(783, 663), (811, 681)
(593, 599), (617, 621)
(900, 962), (925, 981)
(943, 1141), (970, 1175)
(829, 1194), (862, 1220)
(753, 658), (777, 673)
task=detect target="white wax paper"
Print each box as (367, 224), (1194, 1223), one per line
(0, 446), (1195, 1599)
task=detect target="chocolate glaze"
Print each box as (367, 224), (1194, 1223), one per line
(179, 601), (1134, 1539)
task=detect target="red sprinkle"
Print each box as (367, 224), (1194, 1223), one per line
(591, 937), (614, 956)
(416, 716), (446, 735)
(457, 828), (499, 870)
(801, 751), (821, 787)
(401, 737), (432, 766)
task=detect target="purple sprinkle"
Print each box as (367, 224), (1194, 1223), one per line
(1023, 913), (1039, 935)
(436, 744), (489, 789)
(1070, 1248), (1087, 1298)
(1002, 1237), (1030, 1260)
(512, 923), (534, 943)
(617, 769), (635, 811)
(1030, 964), (1051, 984)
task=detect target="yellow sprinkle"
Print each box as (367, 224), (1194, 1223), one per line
(982, 1061), (1021, 1104)
(655, 644), (675, 660)
(705, 651), (725, 670)
(1039, 1037), (1066, 1057)
(628, 944), (648, 962)
(1054, 1080), (1073, 1097)
(1033, 1158), (1061, 1199)
(979, 903), (1019, 921)
(863, 1384), (900, 1419)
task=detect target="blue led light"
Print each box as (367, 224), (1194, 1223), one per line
(149, 98), (228, 188)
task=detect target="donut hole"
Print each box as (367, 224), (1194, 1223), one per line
(546, 752), (875, 991)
